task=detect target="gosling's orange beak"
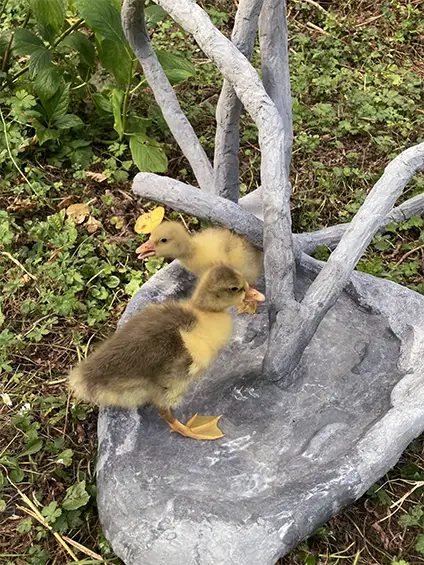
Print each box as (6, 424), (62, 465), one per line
(245, 286), (265, 303)
(136, 239), (156, 260)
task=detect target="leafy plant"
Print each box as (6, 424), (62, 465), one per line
(367, 483), (393, 506)
(398, 504), (424, 529)
(62, 480), (90, 510)
(2, 0), (195, 174)
(1, 0), (424, 563)
(416, 535), (424, 556)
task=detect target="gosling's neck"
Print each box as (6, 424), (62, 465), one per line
(189, 288), (228, 313)
(177, 233), (195, 262)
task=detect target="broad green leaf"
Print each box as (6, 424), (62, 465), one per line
(18, 438), (43, 458)
(126, 115), (151, 134)
(17, 517), (33, 533)
(37, 23), (57, 44)
(42, 84), (69, 121)
(69, 145), (93, 168)
(0, 499), (6, 512)
(92, 92), (113, 114)
(54, 508), (83, 533)
(54, 114), (84, 129)
(398, 505), (424, 528)
(28, 47), (53, 78)
(34, 123), (61, 145)
(111, 88), (124, 138)
(56, 449), (73, 466)
(366, 483), (392, 506)
(13, 28), (45, 55)
(41, 501), (62, 524)
(163, 68), (195, 85)
(373, 238), (391, 252)
(65, 137), (92, 147)
(10, 467), (25, 482)
(417, 534), (424, 556)
(105, 275), (120, 288)
(47, 210), (66, 231)
(97, 37), (133, 85)
(34, 66), (63, 104)
(130, 135), (168, 173)
(0, 31), (10, 57)
(62, 31), (95, 68)
(111, 216), (124, 229)
(145, 5), (167, 26)
(75, 0), (127, 47)
(0, 455), (19, 469)
(156, 50), (196, 85)
(27, 0), (67, 34)
(125, 278), (141, 297)
(62, 480), (90, 510)
(75, 0), (133, 83)
(91, 285), (109, 300)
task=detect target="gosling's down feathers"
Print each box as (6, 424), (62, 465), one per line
(68, 265), (263, 411)
(136, 221), (263, 286)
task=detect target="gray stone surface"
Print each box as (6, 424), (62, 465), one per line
(97, 258), (424, 565)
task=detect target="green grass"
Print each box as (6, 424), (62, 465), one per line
(1, 0), (424, 563)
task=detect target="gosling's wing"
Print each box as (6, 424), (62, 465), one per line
(69, 303), (196, 402)
(191, 228), (235, 270)
(194, 228), (262, 284)
(236, 237), (263, 284)
(123, 303), (197, 384)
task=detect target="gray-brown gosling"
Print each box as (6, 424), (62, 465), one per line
(136, 222), (263, 313)
(68, 265), (265, 440)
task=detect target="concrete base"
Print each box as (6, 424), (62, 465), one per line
(97, 259), (424, 565)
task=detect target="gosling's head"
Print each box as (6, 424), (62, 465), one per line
(192, 265), (265, 312)
(136, 222), (191, 260)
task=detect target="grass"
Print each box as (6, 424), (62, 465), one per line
(1, 0), (424, 563)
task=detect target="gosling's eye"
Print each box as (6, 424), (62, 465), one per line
(230, 286), (240, 292)
(160, 238), (168, 243)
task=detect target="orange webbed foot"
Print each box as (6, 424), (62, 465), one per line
(168, 414), (224, 440)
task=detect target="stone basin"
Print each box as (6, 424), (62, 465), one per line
(97, 256), (424, 565)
